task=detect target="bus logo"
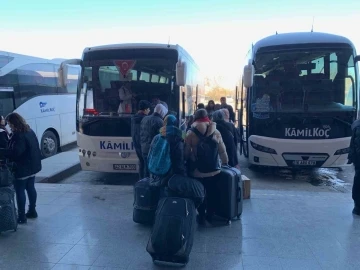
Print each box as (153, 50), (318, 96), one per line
(285, 127), (331, 138)
(39, 102), (47, 108)
(100, 141), (134, 151)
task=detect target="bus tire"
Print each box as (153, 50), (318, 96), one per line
(41, 130), (58, 158)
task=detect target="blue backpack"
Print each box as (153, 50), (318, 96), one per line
(147, 134), (171, 176)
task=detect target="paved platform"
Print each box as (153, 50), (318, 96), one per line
(0, 183), (359, 270)
(36, 149), (80, 183)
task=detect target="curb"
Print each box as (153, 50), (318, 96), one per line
(36, 163), (82, 183)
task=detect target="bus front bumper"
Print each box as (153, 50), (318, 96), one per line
(248, 135), (350, 168)
(79, 153), (140, 173)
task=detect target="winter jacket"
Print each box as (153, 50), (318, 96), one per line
(131, 112), (147, 154)
(0, 129), (42, 179)
(167, 134), (186, 176)
(221, 104), (236, 123)
(215, 120), (238, 167)
(184, 121), (228, 178)
(140, 113), (164, 156)
(348, 119), (360, 168)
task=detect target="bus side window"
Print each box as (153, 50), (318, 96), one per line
(17, 63), (57, 104)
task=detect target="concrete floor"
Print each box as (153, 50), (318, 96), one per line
(1, 183), (359, 270)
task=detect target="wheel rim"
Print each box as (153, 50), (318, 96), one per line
(43, 137), (56, 155)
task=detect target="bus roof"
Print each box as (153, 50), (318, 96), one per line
(253, 32), (356, 54)
(83, 43), (197, 67)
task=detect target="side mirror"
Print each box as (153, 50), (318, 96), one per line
(58, 59), (82, 88)
(243, 61), (254, 88)
(355, 55), (360, 63)
(176, 60), (186, 86)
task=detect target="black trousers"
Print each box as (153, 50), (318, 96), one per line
(142, 154), (150, 178)
(13, 176), (37, 215)
(197, 175), (217, 217)
(135, 148), (145, 180)
(353, 169), (360, 207)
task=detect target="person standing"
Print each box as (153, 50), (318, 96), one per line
(0, 113), (42, 224)
(131, 100), (151, 179)
(0, 116), (9, 148)
(348, 118), (360, 215)
(220, 97), (235, 123)
(118, 82), (135, 114)
(140, 104), (168, 177)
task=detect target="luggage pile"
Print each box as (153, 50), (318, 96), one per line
(0, 163), (17, 234)
(133, 165), (243, 266)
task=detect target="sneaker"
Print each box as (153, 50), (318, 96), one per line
(26, 210), (38, 219)
(353, 206), (360, 216)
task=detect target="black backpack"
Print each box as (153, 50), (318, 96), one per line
(191, 126), (220, 173)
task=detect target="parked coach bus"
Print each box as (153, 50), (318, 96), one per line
(0, 51), (80, 158)
(58, 43), (204, 173)
(238, 32), (360, 168)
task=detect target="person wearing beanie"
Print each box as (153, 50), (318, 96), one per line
(185, 108), (228, 225)
(140, 104), (168, 177)
(131, 100), (151, 179)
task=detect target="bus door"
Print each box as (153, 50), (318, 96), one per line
(0, 87), (15, 117)
(239, 82), (249, 157)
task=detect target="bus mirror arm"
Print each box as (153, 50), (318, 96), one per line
(355, 55), (360, 63)
(58, 59), (82, 88)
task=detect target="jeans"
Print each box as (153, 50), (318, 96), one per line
(353, 169), (360, 207)
(135, 148), (145, 180)
(13, 176), (37, 215)
(197, 175), (217, 217)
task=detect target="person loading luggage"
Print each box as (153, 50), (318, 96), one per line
(184, 109), (228, 225)
(0, 113), (42, 224)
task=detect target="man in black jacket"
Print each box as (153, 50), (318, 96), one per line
(140, 104), (168, 177)
(348, 119), (360, 215)
(131, 100), (151, 179)
(220, 97), (235, 123)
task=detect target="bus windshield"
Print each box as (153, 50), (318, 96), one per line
(79, 55), (176, 119)
(252, 47), (356, 114)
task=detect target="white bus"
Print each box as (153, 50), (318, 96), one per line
(238, 32), (360, 168)
(0, 51), (80, 157)
(58, 43), (204, 173)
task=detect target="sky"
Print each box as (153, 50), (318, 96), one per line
(1, 0), (360, 88)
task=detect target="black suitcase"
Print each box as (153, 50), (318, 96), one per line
(0, 187), (17, 233)
(167, 174), (205, 208)
(146, 197), (196, 265)
(214, 165), (243, 225)
(133, 178), (160, 225)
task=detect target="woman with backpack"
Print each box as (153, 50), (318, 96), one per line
(158, 114), (186, 176)
(0, 113), (42, 224)
(184, 109), (228, 225)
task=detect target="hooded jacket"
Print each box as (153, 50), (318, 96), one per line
(131, 111), (147, 153)
(348, 119), (360, 168)
(185, 121), (228, 178)
(140, 104), (168, 156)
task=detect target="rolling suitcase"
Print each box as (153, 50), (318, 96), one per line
(0, 187), (17, 233)
(133, 178), (160, 225)
(146, 197), (196, 265)
(214, 165), (243, 225)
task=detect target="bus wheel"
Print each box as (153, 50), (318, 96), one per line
(41, 131), (58, 158)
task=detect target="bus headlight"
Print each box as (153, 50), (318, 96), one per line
(250, 141), (277, 154)
(334, 147), (350, 155)
(120, 152), (131, 158)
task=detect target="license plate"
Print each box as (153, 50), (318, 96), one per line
(292, 160), (316, 166)
(113, 164), (136, 171)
